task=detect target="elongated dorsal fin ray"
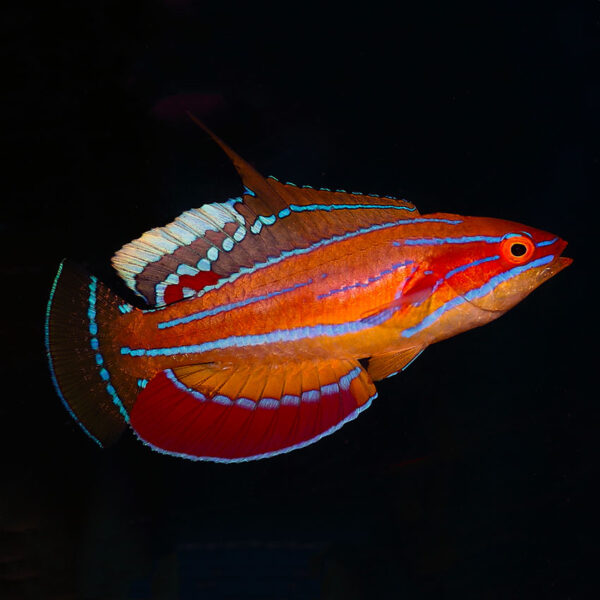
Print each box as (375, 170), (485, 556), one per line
(186, 112), (290, 214)
(112, 119), (421, 306)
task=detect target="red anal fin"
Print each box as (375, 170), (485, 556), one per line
(129, 360), (377, 462)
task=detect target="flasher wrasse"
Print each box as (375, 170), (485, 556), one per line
(45, 119), (572, 463)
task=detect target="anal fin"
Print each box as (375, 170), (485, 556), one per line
(130, 359), (377, 462)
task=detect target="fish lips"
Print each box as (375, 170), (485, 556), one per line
(541, 239), (572, 278)
(461, 241), (572, 313)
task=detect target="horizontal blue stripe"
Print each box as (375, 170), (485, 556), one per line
(444, 255), (501, 280)
(158, 279), (313, 329)
(413, 255), (500, 306)
(122, 319), (374, 357)
(398, 235), (504, 247)
(288, 202), (416, 214)
(317, 261), (414, 299)
(401, 254), (555, 338)
(141, 216), (463, 315)
(536, 237), (559, 247)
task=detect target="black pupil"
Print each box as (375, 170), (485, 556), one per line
(511, 242), (528, 257)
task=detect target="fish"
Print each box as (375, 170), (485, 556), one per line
(45, 117), (572, 463)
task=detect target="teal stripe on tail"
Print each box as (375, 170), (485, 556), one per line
(45, 260), (136, 446)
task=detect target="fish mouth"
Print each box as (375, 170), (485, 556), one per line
(531, 254), (572, 294)
(515, 241), (572, 301)
(458, 241), (572, 313)
(545, 255), (572, 275)
(542, 239), (572, 278)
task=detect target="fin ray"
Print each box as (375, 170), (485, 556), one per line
(130, 359), (376, 462)
(112, 120), (420, 307)
(366, 346), (426, 381)
(45, 261), (137, 446)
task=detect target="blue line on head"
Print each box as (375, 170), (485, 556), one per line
(444, 255), (501, 280)
(401, 254), (555, 338)
(536, 237), (559, 248)
(400, 235), (504, 247)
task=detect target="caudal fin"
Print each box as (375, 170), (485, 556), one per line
(45, 260), (137, 446)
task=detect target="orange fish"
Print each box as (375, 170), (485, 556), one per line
(45, 117), (572, 462)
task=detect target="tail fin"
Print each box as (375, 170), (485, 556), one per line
(45, 260), (137, 446)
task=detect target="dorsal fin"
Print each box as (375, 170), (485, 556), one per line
(112, 118), (420, 306)
(186, 113), (291, 216)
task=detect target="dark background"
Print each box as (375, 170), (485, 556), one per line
(2, 1), (595, 598)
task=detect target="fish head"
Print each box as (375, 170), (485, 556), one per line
(430, 215), (572, 315)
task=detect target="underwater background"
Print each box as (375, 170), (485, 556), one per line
(2, 2), (594, 598)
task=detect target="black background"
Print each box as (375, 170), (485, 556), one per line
(2, 1), (595, 598)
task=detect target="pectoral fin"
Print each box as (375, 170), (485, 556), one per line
(360, 268), (441, 326)
(366, 346), (425, 381)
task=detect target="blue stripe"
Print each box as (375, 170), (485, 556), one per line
(164, 364), (362, 405)
(183, 217), (461, 299)
(444, 255), (501, 280)
(140, 216), (463, 315)
(45, 262), (103, 447)
(87, 278), (130, 422)
(122, 319), (375, 357)
(157, 280), (313, 329)
(412, 254), (500, 307)
(317, 261), (414, 299)
(536, 237), (559, 247)
(288, 202), (416, 214)
(398, 235), (505, 247)
(401, 255), (555, 338)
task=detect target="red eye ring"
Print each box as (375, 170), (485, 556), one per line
(500, 235), (535, 264)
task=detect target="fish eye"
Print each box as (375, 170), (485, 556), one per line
(510, 243), (527, 257)
(500, 235), (535, 264)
